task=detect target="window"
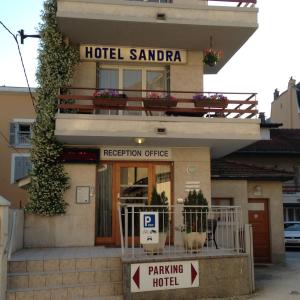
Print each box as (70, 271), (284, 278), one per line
(11, 154), (32, 184)
(9, 119), (34, 148)
(97, 65), (167, 116)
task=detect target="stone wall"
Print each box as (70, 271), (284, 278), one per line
(123, 255), (251, 300)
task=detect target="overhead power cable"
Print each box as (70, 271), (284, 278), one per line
(0, 130), (20, 153)
(0, 20), (36, 111)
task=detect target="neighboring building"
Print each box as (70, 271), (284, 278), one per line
(269, 78), (300, 221)
(0, 87), (35, 208)
(271, 77), (300, 128)
(212, 159), (293, 263)
(227, 128), (300, 222)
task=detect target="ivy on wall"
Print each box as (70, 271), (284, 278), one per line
(27, 0), (79, 216)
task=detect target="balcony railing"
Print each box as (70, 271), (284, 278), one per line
(57, 87), (258, 119)
(208, 0), (256, 7)
(118, 204), (245, 259)
(128, 0), (256, 8)
(283, 184), (300, 194)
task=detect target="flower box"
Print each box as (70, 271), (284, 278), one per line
(143, 99), (178, 108)
(193, 99), (228, 109)
(93, 97), (127, 108)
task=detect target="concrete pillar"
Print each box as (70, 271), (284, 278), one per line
(0, 195), (11, 300)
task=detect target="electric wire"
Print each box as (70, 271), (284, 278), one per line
(0, 130), (20, 153)
(0, 20), (36, 111)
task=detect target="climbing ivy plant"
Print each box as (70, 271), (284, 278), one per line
(27, 0), (79, 216)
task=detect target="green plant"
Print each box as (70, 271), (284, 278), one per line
(148, 187), (169, 233)
(183, 190), (208, 233)
(27, 0), (79, 216)
(203, 48), (223, 67)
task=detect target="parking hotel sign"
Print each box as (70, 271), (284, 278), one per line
(140, 212), (159, 244)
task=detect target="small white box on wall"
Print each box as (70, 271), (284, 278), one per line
(76, 186), (90, 204)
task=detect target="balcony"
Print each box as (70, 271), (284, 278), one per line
(56, 0), (258, 74)
(283, 184), (300, 194)
(55, 87), (262, 158)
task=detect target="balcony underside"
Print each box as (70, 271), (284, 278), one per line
(55, 114), (262, 158)
(57, 1), (258, 74)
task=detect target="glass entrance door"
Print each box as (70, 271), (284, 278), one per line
(96, 161), (172, 245)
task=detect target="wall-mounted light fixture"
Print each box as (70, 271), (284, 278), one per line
(134, 137), (145, 145)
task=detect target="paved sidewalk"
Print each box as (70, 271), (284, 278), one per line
(249, 250), (300, 300)
(197, 251), (300, 300)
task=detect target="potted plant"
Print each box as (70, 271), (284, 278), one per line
(93, 89), (127, 108)
(203, 48), (223, 67)
(143, 92), (178, 108)
(143, 187), (169, 254)
(193, 93), (228, 109)
(182, 190), (208, 251)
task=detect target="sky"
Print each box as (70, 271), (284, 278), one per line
(1, 1), (300, 117)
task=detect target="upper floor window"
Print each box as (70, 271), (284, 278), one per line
(9, 119), (34, 148)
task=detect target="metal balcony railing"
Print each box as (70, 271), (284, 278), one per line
(283, 184), (300, 194)
(118, 204), (245, 259)
(208, 0), (256, 7)
(127, 0), (256, 8)
(57, 87), (258, 119)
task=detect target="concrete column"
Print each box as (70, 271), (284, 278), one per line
(0, 195), (10, 300)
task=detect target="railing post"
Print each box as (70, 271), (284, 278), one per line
(245, 224), (255, 293)
(235, 207), (240, 253)
(132, 206), (135, 257)
(118, 203), (124, 256)
(125, 206), (128, 254)
(0, 196), (11, 300)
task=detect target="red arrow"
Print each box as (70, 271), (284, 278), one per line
(133, 266), (140, 288)
(191, 263), (197, 284)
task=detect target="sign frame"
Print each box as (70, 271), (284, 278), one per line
(80, 45), (187, 64)
(100, 147), (172, 161)
(131, 260), (199, 293)
(140, 212), (159, 244)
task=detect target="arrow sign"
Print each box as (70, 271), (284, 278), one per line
(133, 266), (140, 288)
(191, 263), (198, 284)
(131, 261), (199, 293)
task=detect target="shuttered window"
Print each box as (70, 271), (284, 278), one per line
(11, 155), (32, 183)
(9, 121), (33, 147)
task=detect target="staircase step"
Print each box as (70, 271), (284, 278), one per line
(8, 257), (122, 274)
(7, 282), (123, 300)
(73, 296), (123, 300)
(8, 269), (122, 289)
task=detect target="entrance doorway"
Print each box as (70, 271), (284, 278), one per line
(248, 199), (271, 263)
(96, 162), (172, 245)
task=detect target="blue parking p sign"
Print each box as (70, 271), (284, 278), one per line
(144, 214), (155, 228)
(140, 212), (159, 244)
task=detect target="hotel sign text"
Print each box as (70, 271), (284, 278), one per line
(100, 147), (172, 161)
(80, 45), (187, 64)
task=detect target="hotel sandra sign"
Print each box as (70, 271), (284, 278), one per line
(80, 45), (187, 64)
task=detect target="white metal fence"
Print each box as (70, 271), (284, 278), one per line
(119, 204), (245, 258)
